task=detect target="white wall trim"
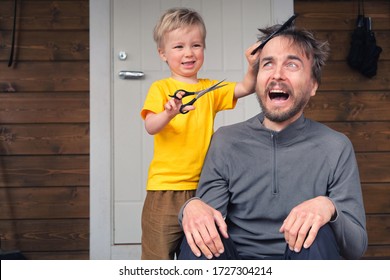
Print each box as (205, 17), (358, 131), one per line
(90, 0), (112, 259)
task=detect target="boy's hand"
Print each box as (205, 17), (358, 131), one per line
(234, 42), (261, 99)
(165, 91), (195, 116)
(246, 42), (261, 70)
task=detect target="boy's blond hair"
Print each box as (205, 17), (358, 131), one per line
(153, 8), (206, 48)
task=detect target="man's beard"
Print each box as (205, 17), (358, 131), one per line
(256, 90), (310, 123)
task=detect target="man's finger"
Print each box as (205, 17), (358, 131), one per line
(183, 231), (202, 258)
(194, 228), (215, 259)
(214, 213), (228, 239)
(303, 223), (320, 249)
(292, 218), (313, 252)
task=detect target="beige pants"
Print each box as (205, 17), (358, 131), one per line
(141, 190), (196, 260)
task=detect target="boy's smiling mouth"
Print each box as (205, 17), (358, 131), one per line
(182, 61), (196, 69)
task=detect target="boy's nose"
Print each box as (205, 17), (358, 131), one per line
(184, 47), (194, 56)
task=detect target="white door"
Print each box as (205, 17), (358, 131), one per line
(90, 0), (293, 260)
(112, 0), (272, 245)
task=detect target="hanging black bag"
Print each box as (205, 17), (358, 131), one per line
(347, 0), (382, 78)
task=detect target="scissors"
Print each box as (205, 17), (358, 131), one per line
(251, 14), (298, 55)
(169, 79), (227, 114)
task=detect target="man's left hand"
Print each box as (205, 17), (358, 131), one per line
(279, 196), (336, 253)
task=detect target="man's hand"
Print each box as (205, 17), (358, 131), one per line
(279, 196), (336, 253)
(182, 199), (228, 259)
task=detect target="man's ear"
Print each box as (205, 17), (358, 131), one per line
(310, 81), (319, 97)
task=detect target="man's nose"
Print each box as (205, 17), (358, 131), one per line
(272, 66), (285, 80)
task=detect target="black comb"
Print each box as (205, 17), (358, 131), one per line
(251, 14), (298, 55)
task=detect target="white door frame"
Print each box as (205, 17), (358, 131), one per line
(90, 0), (293, 260)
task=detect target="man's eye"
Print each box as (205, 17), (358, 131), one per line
(287, 62), (298, 68)
(262, 62), (272, 68)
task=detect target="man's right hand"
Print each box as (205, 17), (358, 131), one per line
(182, 199), (228, 259)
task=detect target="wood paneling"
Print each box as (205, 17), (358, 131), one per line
(0, 93), (89, 123)
(294, 1), (390, 30)
(295, 0), (390, 259)
(362, 184), (390, 214)
(0, 187), (89, 219)
(0, 31), (89, 61)
(0, 1), (89, 30)
(305, 92), (390, 121)
(0, 124), (89, 154)
(323, 122), (390, 152)
(357, 153), (390, 183)
(0, 219), (89, 251)
(0, 62), (89, 92)
(313, 31), (390, 61)
(0, 156), (89, 187)
(0, 0), (89, 260)
(320, 62), (389, 91)
(366, 215), (390, 244)
(22, 251), (89, 260)
(365, 245), (390, 259)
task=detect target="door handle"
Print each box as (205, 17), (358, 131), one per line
(119, 71), (144, 80)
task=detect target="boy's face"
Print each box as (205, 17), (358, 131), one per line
(158, 25), (205, 82)
(256, 36), (318, 130)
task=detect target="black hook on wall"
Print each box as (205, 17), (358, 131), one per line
(8, 0), (18, 67)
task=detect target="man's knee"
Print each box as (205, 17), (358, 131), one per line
(177, 236), (208, 260)
(284, 224), (341, 260)
(178, 235), (241, 260)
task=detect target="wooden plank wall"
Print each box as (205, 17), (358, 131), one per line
(295, 0), (390, 259)
(0, 0), (89, 259)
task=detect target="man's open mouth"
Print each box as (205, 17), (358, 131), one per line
(269, 90), (289, 100)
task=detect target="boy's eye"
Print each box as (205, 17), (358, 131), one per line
(174, 45), (183, 49)
(193, 44), (202, 48)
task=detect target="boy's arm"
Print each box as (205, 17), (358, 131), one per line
(234, 42), (260, 99)
(144, 110), (175, 135)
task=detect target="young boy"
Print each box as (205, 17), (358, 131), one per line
(140, 7), (259, 260)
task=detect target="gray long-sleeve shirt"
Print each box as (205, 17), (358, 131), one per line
(180, 113), (367, 259)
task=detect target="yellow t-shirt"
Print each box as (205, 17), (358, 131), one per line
(140, 77), (237, 191)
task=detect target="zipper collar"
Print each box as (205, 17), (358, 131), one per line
(255, 113), (307, 145)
